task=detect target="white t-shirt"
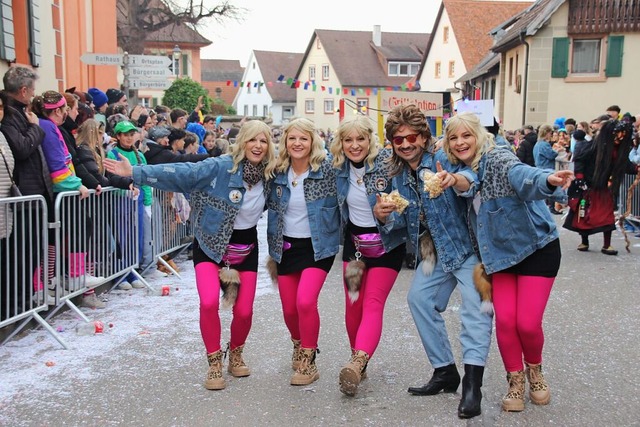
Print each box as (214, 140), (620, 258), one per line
(347, 165), (375, 227)
(234, 181), (265, 229)
(283, 168), (311, 237)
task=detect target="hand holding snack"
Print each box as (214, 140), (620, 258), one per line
(422, 170), (444, 198)
(379, 190), (409, 214)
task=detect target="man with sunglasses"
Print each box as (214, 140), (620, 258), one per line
(376, 104), (492, 419)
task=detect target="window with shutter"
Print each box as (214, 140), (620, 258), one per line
(605, 35), (624, 77)
(0, 0), (16, 62)
(27, 0), (41, 67)
(182, 55), (188, 77)
(551, 37), (569, 78)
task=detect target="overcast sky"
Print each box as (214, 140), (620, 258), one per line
(200, 0), (440, 66)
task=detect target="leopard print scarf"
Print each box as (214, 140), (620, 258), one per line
(242, 160), (265, 186)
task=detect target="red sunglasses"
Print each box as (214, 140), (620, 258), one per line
(392, 133), (420, 145)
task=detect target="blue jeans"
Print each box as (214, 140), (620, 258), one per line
(407, 254), (493, 368)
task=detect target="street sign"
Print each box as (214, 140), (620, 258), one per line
(80, 53), (123, 66)
(128, 79), (171, 90)
(128, 55), (172, 68)
(128, 67), (172, 79)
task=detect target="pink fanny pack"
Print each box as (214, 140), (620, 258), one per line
(351, 233), (385, 259)
(222, 243), (255, 266)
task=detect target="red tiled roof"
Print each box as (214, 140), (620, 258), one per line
(444, 0), (532, 69)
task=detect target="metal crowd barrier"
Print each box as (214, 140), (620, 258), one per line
(618, 172), (640, 217)
(0, 195), (52, 344)
(144, 188), (192, 278)
(1, 186), (194, 348)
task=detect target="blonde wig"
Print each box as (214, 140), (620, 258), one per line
(276, 117), (326, 173)
(228, 120), (277, 180)
(330, 115), (379, 169)
(442, 112), (495, 173)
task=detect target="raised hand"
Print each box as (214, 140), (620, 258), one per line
(103, 154), (134, 177)
(547, 169), (574, 190)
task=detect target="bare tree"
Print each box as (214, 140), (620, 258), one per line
(117, 0), (244, 54)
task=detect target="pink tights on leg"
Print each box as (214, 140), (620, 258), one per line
(277, 268), (327, 349)
(492, 273), (554, 372)
(343, 263), (398, 357)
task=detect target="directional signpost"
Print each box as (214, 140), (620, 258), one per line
(80, 52), (174, 98)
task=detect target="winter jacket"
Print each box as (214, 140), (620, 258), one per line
(107, 145), (153, 206)
(0, 97), (52, 200)
(39, 118), (83, 193)
(0, 132), (15, 238)
(516, 133), (537, 166)
(144, 141), (209, 165)
(75, 144), (133, 190)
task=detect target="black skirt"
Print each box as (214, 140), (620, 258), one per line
(193, 226), (258, 272)
(276, 236), (335, 275)
(499, 238), (561, 278)
(342, 222), (406, 272)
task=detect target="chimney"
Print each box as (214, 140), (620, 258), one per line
(373, 25), (381, 46)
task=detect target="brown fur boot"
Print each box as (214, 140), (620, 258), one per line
(502, 370), (525, 412)
(525, 362), (550, 405)
(339, 350), (369, 396)
(291, 339), (302, 371)
(290, 348), (319, 386)
(227, 343), (250, 377)
(205, 350), (226, 390)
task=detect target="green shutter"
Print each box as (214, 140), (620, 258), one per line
(182, 55), (188, 77)
(551, 37), (569, 78)
(27, 0), (41, 67)
(0, 0), (16, 61)
(605, 35), (624, 77)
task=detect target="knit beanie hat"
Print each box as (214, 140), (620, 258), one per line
(573, 130), (586, 141)
(88, 88), (108, 109)
(106, 88), (126, 105)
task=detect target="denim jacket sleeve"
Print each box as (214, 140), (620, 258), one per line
(133, 157), (220, 193)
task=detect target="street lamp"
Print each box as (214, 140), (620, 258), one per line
(172, 45), (181, 76)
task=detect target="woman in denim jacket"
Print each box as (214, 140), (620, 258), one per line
(104, 120), (277, 391)
(442, 113), (573, 413)
(266, 117), (339, 386)
(379, 104), (491, 420)
(329, 115), (407, 396)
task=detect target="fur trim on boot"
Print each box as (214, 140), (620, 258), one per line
(419, 231), (436, 276)
(473, 263), (493, 314)
(265, 256), (279, 288)
(219, 268), (240, 308)
(344, 260), (365, 303)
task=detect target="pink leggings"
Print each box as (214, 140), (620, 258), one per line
(277, 267), (328, 349)
(195, 262), (257, 354)
(492, 273), (554, 372)
(343, 263), (398, 357)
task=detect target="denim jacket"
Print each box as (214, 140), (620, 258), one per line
(336, 148), (407, 252)
(266, 156), (340, 263)
(466, 148), (562, 274)
(132, 155), (261, 263)
(387, 149), (475, 272)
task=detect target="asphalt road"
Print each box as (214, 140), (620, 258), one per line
(1, 217), (639, 427)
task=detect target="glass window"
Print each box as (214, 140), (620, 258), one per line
(435, 62), (441, 78)
(309, 66), (316, 80)
(324, 99), (334, 114)
(571, 39), (601, 74)
(305, 99), (315, 113)
(322, 64), (330, 80)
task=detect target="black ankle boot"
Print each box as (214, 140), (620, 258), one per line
(457, 364), (484, 418)
(408, 363), (460, 395)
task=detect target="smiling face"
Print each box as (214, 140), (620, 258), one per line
(285, 127), (312, 164)
(342, 129), (369, 164)
(391, 124), (426, 170)
(447, 125), (477, 166)
(116, 131), (137, 149)
(244, 132), (269, 165)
